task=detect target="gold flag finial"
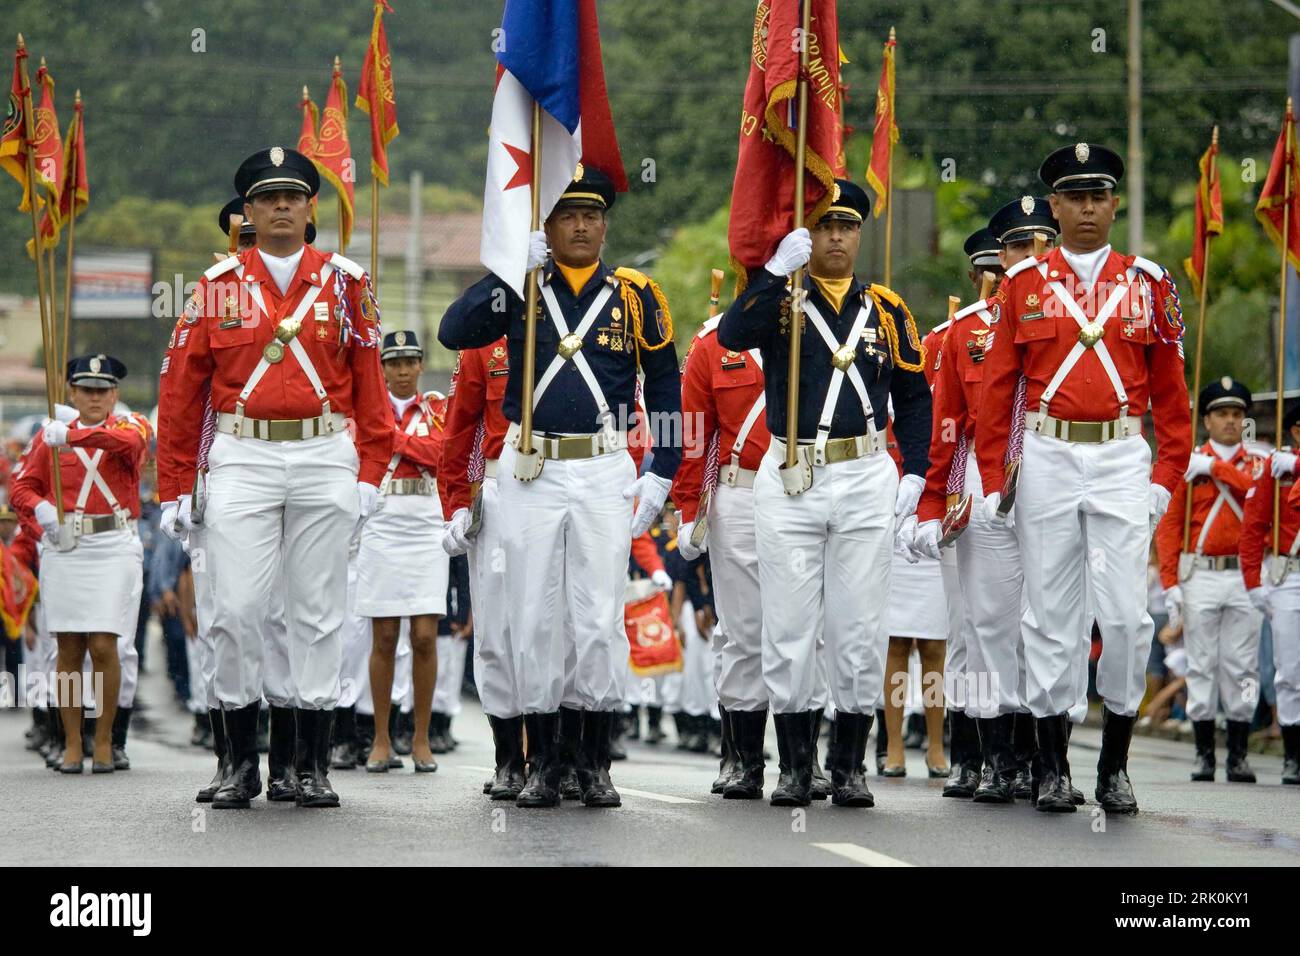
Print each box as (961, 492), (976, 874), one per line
(334, 55), (341, 71)
(74, 88), (81, 104)
(1211, 124), (1219, 146)
(39, 54), (46, 68)
(302, 84), (309, 99)
(889, 26), (896, 41)
(947, 296), (960, 319)
(16, 33), (25, 49)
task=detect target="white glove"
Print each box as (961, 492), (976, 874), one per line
(912, 519), (943, 561)
(53, 403), (78, 424)
(43, 420), (69, 447)
(441, 508), (472, 557)
(1149, 483), (1172, 526)
(1184, 453), (1214, 481)
(33, 500), (60, 542)
(980, 491), (1015, 530)
(677, 520), (706, 561)
(526, 229), (548, 272)
(159, 495), (193, 542)
(896, 514), (920, 563)
(1163, 584), (1184, 615)
(624, 472), (672, 538)
(764, 227), (811, 277)
(1272, 452), (1297, 478)
(651, 569), (673, 592)
(1248, 586), (1271, 617)
(357, 482), (382, 520)
(895, 473), (924, 520)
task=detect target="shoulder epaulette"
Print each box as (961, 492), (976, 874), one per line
(1131, 255), (1164, 280)
(929, 319), (952, 336)
(696, 316), (721, 338)
(868, 283), (904, 310)
(614, 267), (674, 352)
(423, 389), (446, 403)
(614, 266), (650, 289)
(203, 256), (239, 281)
(866, 285), (925, 374)
(953, 298), (991, 322)
(330, 253), (365, 280)
(1005, 255), (1043, 280)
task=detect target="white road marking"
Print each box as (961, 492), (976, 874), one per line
(813, 842), (914, 867)
(460, 765), (702, 804)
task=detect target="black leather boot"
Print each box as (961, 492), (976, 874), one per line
(392, 709), (414, 755)
(1190, 719), (1216, 781)
(711, 704), (742, 794)
(1065, 720), (1085, 805)
(329, 705), (358, 769)
(823, 715), (836, 771)
(267, 705), (298, 801)
(769, 712), (814, 807)
(829, 711), (875, 807)
(429, 712), (451, 754)
(809, 707), (832, 800)
(1282, 725), (1300, 785)
(44, 705), (64, 768)
(577, 710), (621, 807)
(516, 712), (561, 808)
(645, 705), (665, 744)
(213, 702), (262, 809)
(723, 709), (767, 799)
(355, 711), (375, 764)
(1011, 712), (1035, 798)
(191, 710), (213, 748)
(294, 708), (339, 807)
(626, 705), (641, 741)
(81, 715), (96, 757)
(672, 711), (690, 749)
(942, 711), (981, 798)
(1225, 720), (1257, 782)
(26, 707), (49, 752)
(197, 708), (230, 803)
(1095, 709), (1139, 814)
(256, 706), (269, 753)
(557, 706), (583, 800)
(608, 709), (628, 762)
(903, 712), (926, 749)
(973, 714), (1017, 803)
(687, 714), (711, 753)
(1032, 714), (1076, 813)
(874, 708), (888, 775)
(111, 706), (132, 770)
(488, 715), (526, 800)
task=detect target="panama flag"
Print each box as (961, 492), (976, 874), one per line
(481, 0), (627, 298)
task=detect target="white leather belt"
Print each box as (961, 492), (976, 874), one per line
(1185, 555), (1240, 571)
(719, 466), (757, 489)
(216, 411), (347, 441)
(385, 477), (434, 496)
(64, 514), (137, 537)
(483, 459), (498, 479)
(1024, 411), (1141, 444)
(770, 432), (884, 466)
(505, 421), (627, 461)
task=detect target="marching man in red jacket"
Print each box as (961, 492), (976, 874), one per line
(1155, 378), (1263, 783)
(156, 147), (393, 810)
(11, 355), (146, 774)
(974, 143), (1191, 814)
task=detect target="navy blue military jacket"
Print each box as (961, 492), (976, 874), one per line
(717, 267), (931, 477)
(438, 259), (682, 481)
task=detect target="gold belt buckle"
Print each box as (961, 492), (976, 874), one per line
(266, 418), (304, 441)
(1067, 420), (1103, 443)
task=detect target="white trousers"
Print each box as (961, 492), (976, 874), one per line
(339, 555), (368, 709)
(1017, 430), (1152, 717)
(497, 442), (634, 713)
(433, 635), (467, 715)
(711, 484), (766, 712)
(755, 446), (897, 714)
(204, 430), (358, 709)
(469, 477), (519, 718)
(679, 600), (720, 718)
(393, 620), (413, 713)
(28, 602), (55, 708)
(1266, 577), (1300, 726)
(954, 511), (1024, 717)
(1181, 567), (1262, 722)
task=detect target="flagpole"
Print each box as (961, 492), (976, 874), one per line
(1183, 124), (1217, 556)
(782, 0), (814, 472)
(516, 100), (543, 462)
(883, 25), (895, 288)
(16, 34), (63, 522)
(61, 92), (80, 380)
(1274, 100), (1294, 557)
(46, 243), (59, 386)
(371, 174), (379, 294)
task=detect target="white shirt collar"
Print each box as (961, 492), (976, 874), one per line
(1060, 244), (1111, 288)
(259, 246), (305, 296)
(390, 392), (419, 418)
(1208, 439), (1240, 461)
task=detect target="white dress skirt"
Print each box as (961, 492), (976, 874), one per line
(40, 528), (144, 638)
(355, 491), (449, 618)
(886, 541), (949, 642)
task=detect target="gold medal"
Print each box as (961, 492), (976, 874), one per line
(558, 333), (584, 359)
(1077, 322), (1105, 348)
(275, 317), (303, 343)
(263, 340), (286, 364)
(831, 344), (857, 371)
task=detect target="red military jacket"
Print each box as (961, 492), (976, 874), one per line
(671, 317), (770, 525)
(974, 246), (1191, 495)
(11, 414), (148, 519)
(384, 391), (446, 483)
(1240, 459), (1300, 590)
(1155, 442), (1263, 588)
(437, 338), (511, 520)
(918, 315), (976, 522)
(156, 244), (393, 501)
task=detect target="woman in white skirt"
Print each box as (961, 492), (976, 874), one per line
(356, 332), (449, 773)
(12, 355), (146, 774)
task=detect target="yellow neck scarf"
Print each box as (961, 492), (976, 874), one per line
(556, 261), (599, 296)
(812, 274), (852, 314)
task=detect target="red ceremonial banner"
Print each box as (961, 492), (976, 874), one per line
(624, 590), (683, 677)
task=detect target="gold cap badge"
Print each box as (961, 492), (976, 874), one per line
(270, 146), (285, 167)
